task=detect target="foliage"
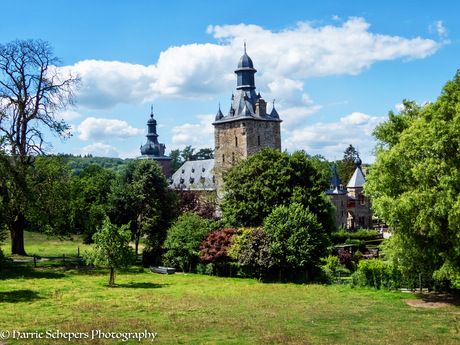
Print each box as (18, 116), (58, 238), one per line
(238, 228), (275, 274)
(25, 156), (74, 238)
(227, 227), (255, 261)
(221, 148), (335, 232)
(330, 229), (380, 244)
(336, 144), (357, 185)
(164, 212), (216, 272)
(322, 255), (350, 279)
(0, 39), (79, 255)
(63, 155), (133, 176)
(107, 159), (178, 259)
(175, 189), (217, 219)
(200, 228), (236, 265)
(83, 218), (136, 286)
(351, 259), (399, 290)
(366, 72), (460, 286)
(263, 203), (330, 271)
(70, 165), (116, 243)
(337, 249), (353, 271)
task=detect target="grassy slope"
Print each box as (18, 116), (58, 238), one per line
(0, 267), (459, 345)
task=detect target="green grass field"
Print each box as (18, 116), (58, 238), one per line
(1, 267), (459, 344)
(1, 231), (145, 259)
(1, 232), (460, 344)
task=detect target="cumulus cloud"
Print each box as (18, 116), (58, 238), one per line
(80, 143), (119, 158)
(284, 112), (384, 162)
(77, 117), (144, 141)
(171, 114), (215, 147)
(64, 17), (444, 112)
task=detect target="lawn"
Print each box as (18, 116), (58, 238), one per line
(1, 231), (145, 259)
(1, 266), (459, 345)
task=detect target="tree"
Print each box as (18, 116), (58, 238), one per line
(0, 39), (79, 255)
(164, 212), (216, 272)
(107, 159), (178, 259)
(237, 228), (275, 277)
(336, 144), (357, 185)
(70, 165), (116, 243)
(200, 227), (237, 274)
(84, 218), (136, 286)
(264, 203), (330, 274)
(221, 148), (335, 232)
(365, 72), (460, 287)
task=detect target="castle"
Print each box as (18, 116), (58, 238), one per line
(161, 47), (371, 230)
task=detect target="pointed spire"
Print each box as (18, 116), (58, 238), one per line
(244, 40), (247, 53)
(270, 99), (280, 119)
(215, 103), (224, 121)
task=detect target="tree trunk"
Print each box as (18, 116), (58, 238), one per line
(10, 213), (27, 256)
(109, 267), (115, 286)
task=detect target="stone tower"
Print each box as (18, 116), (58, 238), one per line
(346, 154), (372, 229)
(213, 45), (282, 199)
(326, 165), (348, 230)
(138, 106), (172, 178)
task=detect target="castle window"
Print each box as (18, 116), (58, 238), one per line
(258, 136), (261, 146)
(232, 152), (235, 163)
(339, 184), (343, 190)
(235, 136), (238, 147)
(359, 195), (365, 205)
(330, 184), (334, 190)
(222, 154), (225, 163)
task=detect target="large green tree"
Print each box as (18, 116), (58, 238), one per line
(336, 144), (357, 185)
(366, 72), (460, 286)
(264, 203), (330, 274)
(107, 159), (178, 259)
(220, 148), (335, 232)
(70, 165), (116, 243)
(0, 39), (79, 255)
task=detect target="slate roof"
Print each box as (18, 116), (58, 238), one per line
(326, 168), (348, 195)
(169, 159), (215, 191)
(213, 47), (281, 125)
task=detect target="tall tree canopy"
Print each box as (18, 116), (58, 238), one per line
(221, 148), (335, 232)
(366, 72), (460, 286)
(107, 159), (178, 259)
(0, 39), (79, 255)
(336, 144), (357, 185)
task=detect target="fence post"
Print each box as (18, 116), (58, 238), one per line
(78, 247), (80, 258)
(34, 255), (37, 268)
(419, 273), (422, 293)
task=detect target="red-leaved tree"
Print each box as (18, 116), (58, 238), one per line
(200, 228), (236, 275)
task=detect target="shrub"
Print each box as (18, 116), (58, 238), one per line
(331, 229), (380, 244)
(227, 227), (256, 261)
(200, 228), (236, 266)
(264, 203), (330, 281)
(164, 212), (215, 272)
(351, 259), (399, 289)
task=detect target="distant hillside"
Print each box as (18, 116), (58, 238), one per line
(62, 155), (134, 175)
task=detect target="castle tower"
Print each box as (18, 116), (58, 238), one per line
(138, 106), (172, 178)
(213, 45), (282, 199)
(346, 154), (372, 229)
(326, 165), (348, 229)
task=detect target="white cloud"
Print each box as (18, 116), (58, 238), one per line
(284, 112), (384, 163)
(171, 114), (215, 147)
(81, 143), (119, 158)
(77, 117), (143, 141)
(57, 110), (82, 121)
(64, 17), (444, 112)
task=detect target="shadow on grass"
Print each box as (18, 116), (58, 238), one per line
(113, 282), (168, 289)
(0, 290), (44, 303)
(0, 268), (66, 280)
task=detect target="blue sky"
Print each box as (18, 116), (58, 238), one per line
(1, 0), (459, 163)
